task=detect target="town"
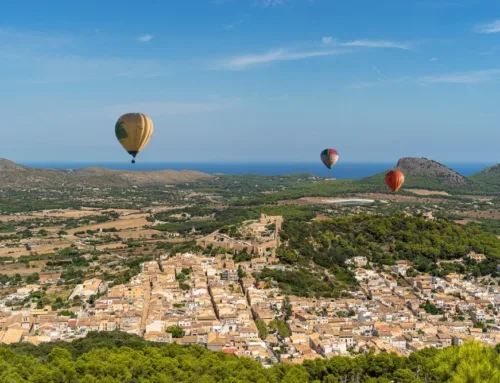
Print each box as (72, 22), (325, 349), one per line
(1, 212), (499, 367)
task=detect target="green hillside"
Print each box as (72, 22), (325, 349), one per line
(470, 164), (500, 188)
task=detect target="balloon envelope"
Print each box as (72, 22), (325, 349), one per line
(385, 170), (405, 192)
(320, 148), (339, 170)
(115, 113), (154, 163)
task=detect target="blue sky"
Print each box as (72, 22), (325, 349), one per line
(1, 0), (500, 163)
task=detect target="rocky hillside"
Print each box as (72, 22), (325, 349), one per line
(394, 157), (471, 186)
(359, 157), (474, 191)
(0, 159), (215, 188)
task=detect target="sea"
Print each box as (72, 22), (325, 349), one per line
(21, 162), (493, 179)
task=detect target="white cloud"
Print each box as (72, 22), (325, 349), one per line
(322, 36), (411, 50)
(429, 57), (438, 62)
(137, 34), (154, 42)
(420, 69), (500, 84)
(475, 19), (500, 34)
(214, 48), (339, 70)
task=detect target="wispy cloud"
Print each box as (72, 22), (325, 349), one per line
(106, 96), (241, 117)
(255, 0), (286, 7)
(0, 28), (72, 50)
(223, 19), (244, 30)
(269, 93), (289, 101)
(429, 57), (438, 62)
(321, 36), (411, 50)
(349, 69), (500, 88)
(348, 77), (409, 89)
(416, 1), (468, 8)
(214, 48), (339, 70)
(2, 53), (169, 84)
(420, 69), (500, 84)
(481, 45), (500, 55)
(475, 19), (500, 34)
(137, 34), (154, 42)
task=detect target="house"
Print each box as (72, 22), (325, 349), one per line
(82, 278), (107, 298)
(0, 328), (25, 344)
(39, 271), (62, 284)
(471, 309), (486, 324)
(346, 256), (367, 267)
(220, 269), (238, 282)
(251, 258), (267, 272)
(338, 331), (354, 348)
(467, 252), (486, 263)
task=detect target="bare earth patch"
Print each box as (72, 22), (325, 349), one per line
(66, 218), (149, 234)
(406, 189), (450, 196)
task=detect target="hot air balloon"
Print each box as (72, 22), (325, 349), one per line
(385, 170), (405, 192)
(320, 148), (339, 170)
(115, 113), (154, 164)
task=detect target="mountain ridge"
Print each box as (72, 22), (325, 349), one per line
(0, 158), (215, 188)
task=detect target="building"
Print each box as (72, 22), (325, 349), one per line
(39, 271), (62, 284)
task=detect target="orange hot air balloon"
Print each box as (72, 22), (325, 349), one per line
(385, 170), (405, 192)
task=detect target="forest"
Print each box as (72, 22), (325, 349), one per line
(2, 332), (499, 382)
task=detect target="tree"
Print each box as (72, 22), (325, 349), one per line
(282, 296), (293, 321)
(166, 325), (185, 338)
(237, 265), (247, 279)
(269, 319), (291, 339)
(255, 319), (268, 339)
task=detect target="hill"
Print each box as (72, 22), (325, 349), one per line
(271, 213), (500, 297)
(470, 163), (500, 187)
(359, 157), (474, 191)
(0, 159), (215, 188)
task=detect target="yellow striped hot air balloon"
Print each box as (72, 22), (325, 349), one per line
(115, 113), (154, 163)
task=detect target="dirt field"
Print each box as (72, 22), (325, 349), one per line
(452, 210), (500, 219)
(0, 247), (30, 258)
(280, 193), (447, 206)
(31, 210), (102, 219)
(114, 229), (159, 240)
(0, 215), (36, 222)
(0, 265), (42, 276)
(66, 218), (150, 234)
(0, 238), (73, 258)
(118, 213), (150, 220)
(96, 243), (128, 251)
(358, 193), (446, 203)
(406, 189), (450, 197)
